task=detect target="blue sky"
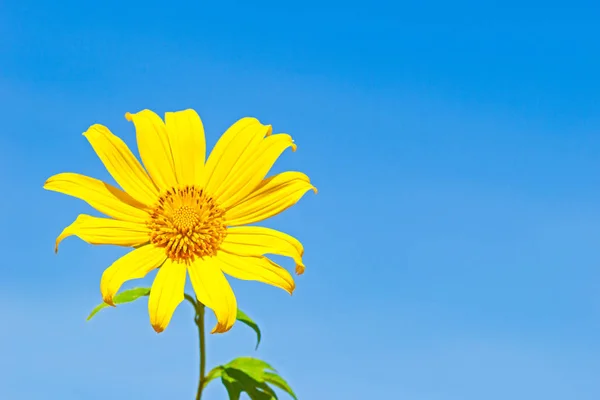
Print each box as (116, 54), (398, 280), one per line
(2, 0), (600, 399)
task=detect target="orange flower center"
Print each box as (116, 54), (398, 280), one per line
(147, 186), (227, 262)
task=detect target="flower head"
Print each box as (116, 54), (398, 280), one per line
(45, 109), (315, 333)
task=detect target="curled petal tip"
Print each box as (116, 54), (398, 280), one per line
(152, 324), (165, 334)
(311, 186), (318, 194)
(103, 298), (116, 307)
(295, 264), (306, 275)
(124, 112), (133, 121)
(291, 142), (298, 152)
(284, 282), (296, 296)
(266, 125), (273, 136)
(211, 322), (233, 334)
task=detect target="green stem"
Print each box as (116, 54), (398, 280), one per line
(193, 297), (207, 400)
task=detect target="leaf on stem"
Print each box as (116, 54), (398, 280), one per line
(206, 357), (297, 400)
(222, 368), (277, 400)
(263, 372), (297, 400)
(203, 366), (224, 388)
(86, 287), (150, 320)
(236, 309), (262, 350)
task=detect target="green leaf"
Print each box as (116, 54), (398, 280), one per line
(227, 357), (276, 378)
(236, 309), (262, 350)
(203, 366), (224, 388)
(264, 372), (298, 400)
(207, 357), (296, 399)
(222, 368), (277, 400)
(86, 287), (150, 321)
(221, 371), (242, 400)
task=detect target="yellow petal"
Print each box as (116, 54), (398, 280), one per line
(220, 226), (305, 275)
(188, 257), (237, 333)
(83, 124), (159, 206)
(125, 110), (177, 190)
(203, 117), (270, 196)
(217, 133), (296, 209)
(217, 251), (295, 295)
(225, 171), (316, 226)
(44, 173), (150, 223)
(55, 214), (150, 252)
(148, 259), (187, 333)
(100, 245), (166, 306)
(164, 109), (206, 186)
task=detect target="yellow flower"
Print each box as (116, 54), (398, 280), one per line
(44, 109), (315, 334)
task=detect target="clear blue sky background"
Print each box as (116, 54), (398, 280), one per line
(1, 1), (600, 399)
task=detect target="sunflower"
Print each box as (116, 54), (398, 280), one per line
(44, 109), (315, 333)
